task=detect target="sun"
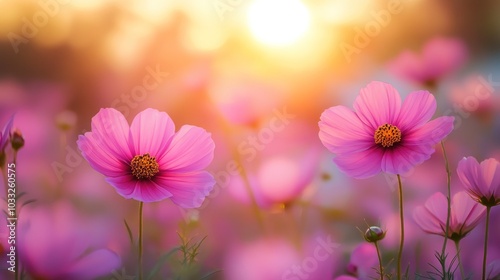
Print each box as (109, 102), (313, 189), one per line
(246, 0), (311, 47)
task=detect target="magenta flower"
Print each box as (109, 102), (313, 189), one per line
(318, 81), (454, 178)
(387, 37), (467, 86)
(457, 156), (500, 207)
(77, 108), (215, 206)
(413, 191), (485, 241)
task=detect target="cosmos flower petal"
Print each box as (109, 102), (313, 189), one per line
(387, 50), (426, 82)
(404, 116), (454, 146)
(129, 180), (174, 202)
(158, 125), (215, 172)
(89, 108), (133, 161)
(63, 249), (121, 280)
(78, 134), (128, 177)
(155, 171), (215, 208)
(413, 205), (443, 235)
(457, 157), (483, 197)
(353, 81), (402, 129)
(452, 192), (485, 234)
(332, 147), (383, 179)
(397, 90), (436, 131)
(105, 175), (138, 197)
(479, 158), (500, 196)
(381, 144), (432, 175)
(129, 108), (175, 157)
(318, 106), (373, 154)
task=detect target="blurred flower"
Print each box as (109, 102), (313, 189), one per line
(55, 110), (78, 131)
(388, 37), (467, 87)
(224, 236), (336, 280)
(0, 115), (14, 166)
(413, 191), (485, 241)
(457, 156), (500, 207)
(208, 77), (283, 126)
(319, 81), (454, 178)
(18, 203), (121, 280)
(0, 115), (13, 150)
(335, 243), (378, 280)
(77, 108), (215, 206)
(487, 260), (500, 280)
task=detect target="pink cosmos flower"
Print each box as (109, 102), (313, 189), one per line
(413, 191), (485, 241)
(334, 243), (378, 280)
(18, 203), (121, 280)
(318, 81), (454, 179)
(457, 156), (500, 207)
(388, 37), (467, 86)
(77, 108), (215, 206)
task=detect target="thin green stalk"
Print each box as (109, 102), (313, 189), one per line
(374, 241), (384, 280)
(440, 141), (452, 274)
(454, 240), (465, 280)
(482, 206), (491, 280)
(397, 174), (404, 280)
(139, 201), (144, 280)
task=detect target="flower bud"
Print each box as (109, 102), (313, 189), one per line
(364, 226), (386, 243)
(11, 129), (24, 151)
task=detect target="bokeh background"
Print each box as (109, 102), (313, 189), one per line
(1, 0), (500, 279)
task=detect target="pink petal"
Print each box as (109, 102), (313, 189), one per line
(63, 249), (121, 279)
(413, 192), (447, 235)
(105, 175), (138, 197)
(129, 108), (175, 157)
(353, 81), (402, 130)
(381, 144), (432, 175)
(0, 114), (14, 149)
(155, 171), (215, 208)
(333, 146), (383, 179)
(451, 191), (485, 233)
(424, 192), (447, 224)
(457, 157), (483, 198)
(133, 180), (173, 202)
(413, 206), (443, 235)
(423, 38), (467, 79)
(396, 90), (436, 131)
(89, 108), (133, 161)
(387, 50), (426, 82)
(77, 134), (129, 177)
(158, 125), (215, 172)
(318, 106), (373, 155)
(404, 116), (454, 146)
(479, 158), (500, 197)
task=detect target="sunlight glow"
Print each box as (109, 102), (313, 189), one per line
(247, 0), (311, 47)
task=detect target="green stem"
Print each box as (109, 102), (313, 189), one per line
(440, 141), (452, 274)
(454, 240), (465, 280)
(482, 206), (491, 280)
(397, 174), (404, 280)
(139, 201), (144, 280)
(374, 241), (384, 280)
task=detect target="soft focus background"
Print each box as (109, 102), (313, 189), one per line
(1, 0), (500, 279)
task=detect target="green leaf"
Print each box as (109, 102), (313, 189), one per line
(147, 246), (181, 280)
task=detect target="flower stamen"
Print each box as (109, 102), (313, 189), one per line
(130, 153), (159, 180)
(374, 124), (401, 148)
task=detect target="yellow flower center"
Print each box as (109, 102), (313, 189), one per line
(374, 124), (401, 148)
(130, 153), (159, 180)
